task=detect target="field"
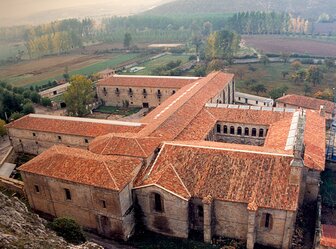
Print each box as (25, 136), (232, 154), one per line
(0, 52), (142, 88)
(228, 62), (336, 96)
(130, 54), (190, 75)
(243, 35), (336, 57)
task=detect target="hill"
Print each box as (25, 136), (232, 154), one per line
(144, 0), (336, 19)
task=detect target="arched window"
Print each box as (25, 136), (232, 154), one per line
(259, 128), (264, 137)
(245, 127), (249, 136)
(252, 128), (257, 137)
(237, 127), (242, 135)
(230, 126), (235, 135)
(223, 125), (228, 134)
(216, 124), (221, 133)
(153, 193), (164, 212)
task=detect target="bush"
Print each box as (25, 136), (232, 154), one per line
(10, 112), (23, 121)
(48, 217), (86, 244)
(22, 103), (35, 115)
(41, 97), (52, 107)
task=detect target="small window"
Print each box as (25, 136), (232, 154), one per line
(252, 128), (257, 137)
(84, 139), (89, 144)
(198, 206), (204, 218)
(216, 124), (221, 133)
(238, 97), (241, 101)
(172, 90), (176, 95)
(230, 126), (235, 135)
(129, 88), (132, 93)
(35, 141), (38, 145)
(223, 125), (228, 134)
(259, 129), (264, 137)
(116, 87), (119, 92)
(245, 127), (249, 136)
(154, 193), (163, 212)
(34, 185), (40, 193)
(158, 89), (161, 94)
(256, 100), (259, 105)
(261, 213), (273, 229)
(64, 188), (71, 200)
(101, 200), (107, 209)
(245, 98), (248, 104)
(237, 127), (242, 135)
(143, 89), (147, 94)
(58, 136), (62, 141)
(32, 133), (36, 137)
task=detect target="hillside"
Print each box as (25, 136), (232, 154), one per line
(145, 0), (336, 19)
(0, 191), (102, 249)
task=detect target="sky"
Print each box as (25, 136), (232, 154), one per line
(0, 0), (172, 26)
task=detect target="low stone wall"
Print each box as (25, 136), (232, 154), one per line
(0, 146), (13, 167)
(0, 176), (25, 196)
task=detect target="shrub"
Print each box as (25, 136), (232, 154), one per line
(22, 103), (35, 115)
(41, 97), (52, 107)
(48, 217), (86, 244)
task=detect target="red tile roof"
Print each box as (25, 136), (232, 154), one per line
(6, 114), (144, 138)
(139, 72), (234, 140)
(19, 146), (142, 191)
(98, 75), (200, 88)
(89, 133), (162, 158)
(135, 142), (299, 211)
(321, 224), (336, 248)
(276, 94), (335, 114)
(303, 111), (326, 171)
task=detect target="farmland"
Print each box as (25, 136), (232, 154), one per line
(243, 35), (336, 57)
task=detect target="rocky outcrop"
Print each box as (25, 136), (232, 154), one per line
(0, 191), (103, 249)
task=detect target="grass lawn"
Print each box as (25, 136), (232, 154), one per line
(94, 106), (141, 116)
(228, 62), (336, 97)
(132, 54), (190, 75)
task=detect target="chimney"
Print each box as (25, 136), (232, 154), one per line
(319, 105), (326, 117)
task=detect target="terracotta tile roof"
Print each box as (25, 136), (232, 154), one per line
(98, 75), (200, 88)
(139, 72), (234, 140)
(135, 142), (299, 211)
(89, 133), (162, 158)
(303, 111), (326, 171)
(19, 146), (142, 191)
(321, 224), (336, 248)
(6, 114), (144, 138)
(276, 94), (335, 114)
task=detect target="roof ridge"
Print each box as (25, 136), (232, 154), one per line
(101, 135), (114, 155)
(134, 137), (147, 157)
(103, 161), (118, 189)
(169, 163), (192, 198)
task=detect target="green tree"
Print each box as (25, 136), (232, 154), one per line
(306, 65), (323, 86)
(63, 66), (70, 81)
(30, 92), (41, 103)
(0, 119), (6, 137)
(41, 97), (52, 107)
(22, 103), (35, 115)
(325, 58), (335, 70)
(64, 75), (94, 116)
(251, 84), (267, 94)
(269, 86), (289, 99)
(48, 217), (86, 244)
(123, 33), (132, 49)
(304, 84), (312, 96)
(10, 112), (23, 121)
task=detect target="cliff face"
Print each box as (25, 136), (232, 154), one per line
(0, 191), (102, 249)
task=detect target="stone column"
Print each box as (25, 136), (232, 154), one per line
(203, 195), (213, 243)
(247, 202), (258, 249)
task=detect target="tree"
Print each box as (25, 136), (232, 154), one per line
(64, 75), (94, 116)
(22, 103), (35, 115)
(123, 33), (132, 49)
(325, 58), (335, 71)
(0, 119), (6, 137)
(260, 55), (269, 65)
(280, 52), (290, 64)
(251, 84), (267, 94)
(63, 66), (70, 81)
(304, 84), (312, 96)
(30, 92), (41, 103)
(269, 86), (288, 99)
(41, 97), (52, 107)
(281, 71), (289, 79)
(314, 89), (333, 101)
(10, 112), (23, 121)
(306, 65), (323, 86)
(291, 60), (302, 70)
(48, 217), (86, 244)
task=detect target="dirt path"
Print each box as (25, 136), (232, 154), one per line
(86, 232), (136, 249)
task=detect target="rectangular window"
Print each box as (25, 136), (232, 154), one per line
(154, 193), (163, 212)
(64, 188), (71, 200)
(58, 136), (62, 141)
(32, 133), (36, 137)
(101, 200), (107, 208)
(256, 100), (258, 105)
(265, 213), (271, 228)
(84, 139), (89, 144)
(34, 185), (40, 193)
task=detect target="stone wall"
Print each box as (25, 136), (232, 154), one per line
(21, 172), (131, 240)
(134, 186), (189, 238)
(304, 169), (321, 202)
(97, 86), (178, 108)
(8, 128), (91, 155)
(213, 201), (249, 240)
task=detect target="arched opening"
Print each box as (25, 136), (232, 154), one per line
(216, 124), (221, 133)
(252, 128), (257, 137)
(237, 127), (242, 135)
(259, 128), (264, 137)
(230, 126), (235, 135)
(244, 127), (249, 136)
(223, 125), (228, 134)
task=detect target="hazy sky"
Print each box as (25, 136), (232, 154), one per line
(0, 0), (172, 26)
